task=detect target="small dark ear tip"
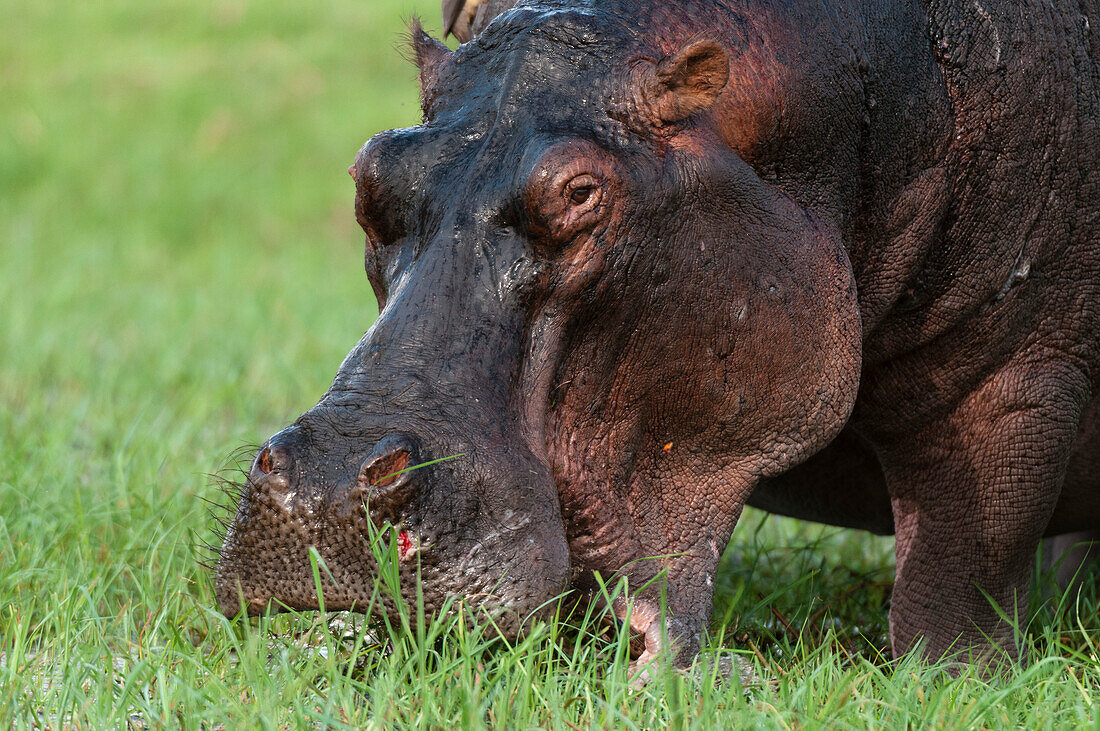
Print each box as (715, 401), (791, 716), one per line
(407, 16), (435, 43)
(688, 39), (727, 54)
(409, 19), (451, 72)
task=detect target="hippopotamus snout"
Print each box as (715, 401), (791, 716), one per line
(216, 413), (572, 635)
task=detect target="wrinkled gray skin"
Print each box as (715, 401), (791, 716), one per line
(218, 0), (1099, 671)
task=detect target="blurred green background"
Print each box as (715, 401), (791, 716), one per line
(2, 0), (439, 444)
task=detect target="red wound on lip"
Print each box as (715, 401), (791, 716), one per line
(397, 530), (414, 560)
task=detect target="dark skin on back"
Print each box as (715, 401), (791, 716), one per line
(216, 0), (1099, 674)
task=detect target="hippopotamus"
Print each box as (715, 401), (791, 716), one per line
(216, 0), (1099, 669)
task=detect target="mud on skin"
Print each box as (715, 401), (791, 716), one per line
(217, 0), (1100, 672)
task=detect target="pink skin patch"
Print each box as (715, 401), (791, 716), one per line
(397, 530), (415, 561)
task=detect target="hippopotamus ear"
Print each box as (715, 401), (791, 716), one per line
(409, 20), (452, 107)
(644, 41), (730, 124)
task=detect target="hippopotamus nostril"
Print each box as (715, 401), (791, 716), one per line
(255, 446), (274, 475)
(363, 448), (410, 487)
(252, 445), (292, 482)
(358, 434), (418, 488)
(356, 434), (420, 523)
(249, 426), (306, 493)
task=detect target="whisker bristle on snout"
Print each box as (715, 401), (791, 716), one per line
(195, 442), (261, 575)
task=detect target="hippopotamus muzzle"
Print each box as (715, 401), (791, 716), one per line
(216, 409), (572, 634)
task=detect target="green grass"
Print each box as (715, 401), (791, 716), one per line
(1, 0), (1097, 726)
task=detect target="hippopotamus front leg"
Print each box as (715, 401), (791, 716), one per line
(872, 347), (1092, 665)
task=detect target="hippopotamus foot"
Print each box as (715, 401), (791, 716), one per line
(598, 542), (727, 682)
(624, 607), (706, 687)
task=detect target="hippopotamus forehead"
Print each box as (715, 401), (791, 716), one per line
(365, 65), (626, 211)
(437, 9), (623, 130)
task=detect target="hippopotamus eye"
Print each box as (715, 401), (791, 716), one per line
(564, 174), (601, 212)
(522, 148), (614, 255)
(521, 171), (604, 253)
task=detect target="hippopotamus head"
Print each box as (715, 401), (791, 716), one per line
(215, 5), (861, 639)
